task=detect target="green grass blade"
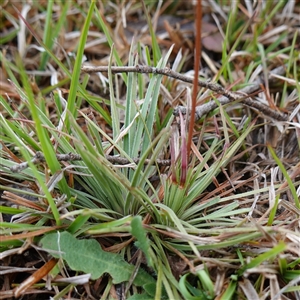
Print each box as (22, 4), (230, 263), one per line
(123, 43), (138, 156)
(267, 144), (300, 209)
(108, 44), (120, 141)
(66, 0), (96, 124)
(267, 194), (280, 226)
(220, 279), (237, 300)
(0, 115), (61, 225)
(93, 7), (127, 82)
(16, 56), (69, 193)
(131, 46), (173, 159)
(39, 0), (53, 72)
(237, 241), (286, 276)
(141, 1), (161, 65)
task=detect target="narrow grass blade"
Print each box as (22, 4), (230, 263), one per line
(268, 194), (280, 226)
(220, 279), (237, 300)
(66, 1), (95, 123)
(141, 1), (161, 66)
(197, 269), (215, 298)
(108, 44), (120, 140)
(123, 42), (138, 156)
(267, 144), (299, 209)
(237, 241), (286, 276)
(93, 7), (126, 82)
(39, 1), (53, 71)
(131, 45), (174, 160)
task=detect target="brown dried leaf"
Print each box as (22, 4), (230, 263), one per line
(13, 258), (58, 298)
(202, 22), (223, 53)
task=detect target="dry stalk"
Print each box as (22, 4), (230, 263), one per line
(9, 151), (171, 173)
(81, 64), (288, 121)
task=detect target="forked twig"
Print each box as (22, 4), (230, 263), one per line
(9, 152), (171, 173)
(174, 65), (288, 121)
(81, 64), (288, 121)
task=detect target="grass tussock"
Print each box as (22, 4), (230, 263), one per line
(0, 1), (300, 299)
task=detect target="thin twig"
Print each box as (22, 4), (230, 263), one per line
(9, 152), (171, 173)
(81, 64), (288, 121)
(175, 65), (288, 121)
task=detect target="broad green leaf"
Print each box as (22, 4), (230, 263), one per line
(127, 293), (153, 300)
(40, 231), (155, 286)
